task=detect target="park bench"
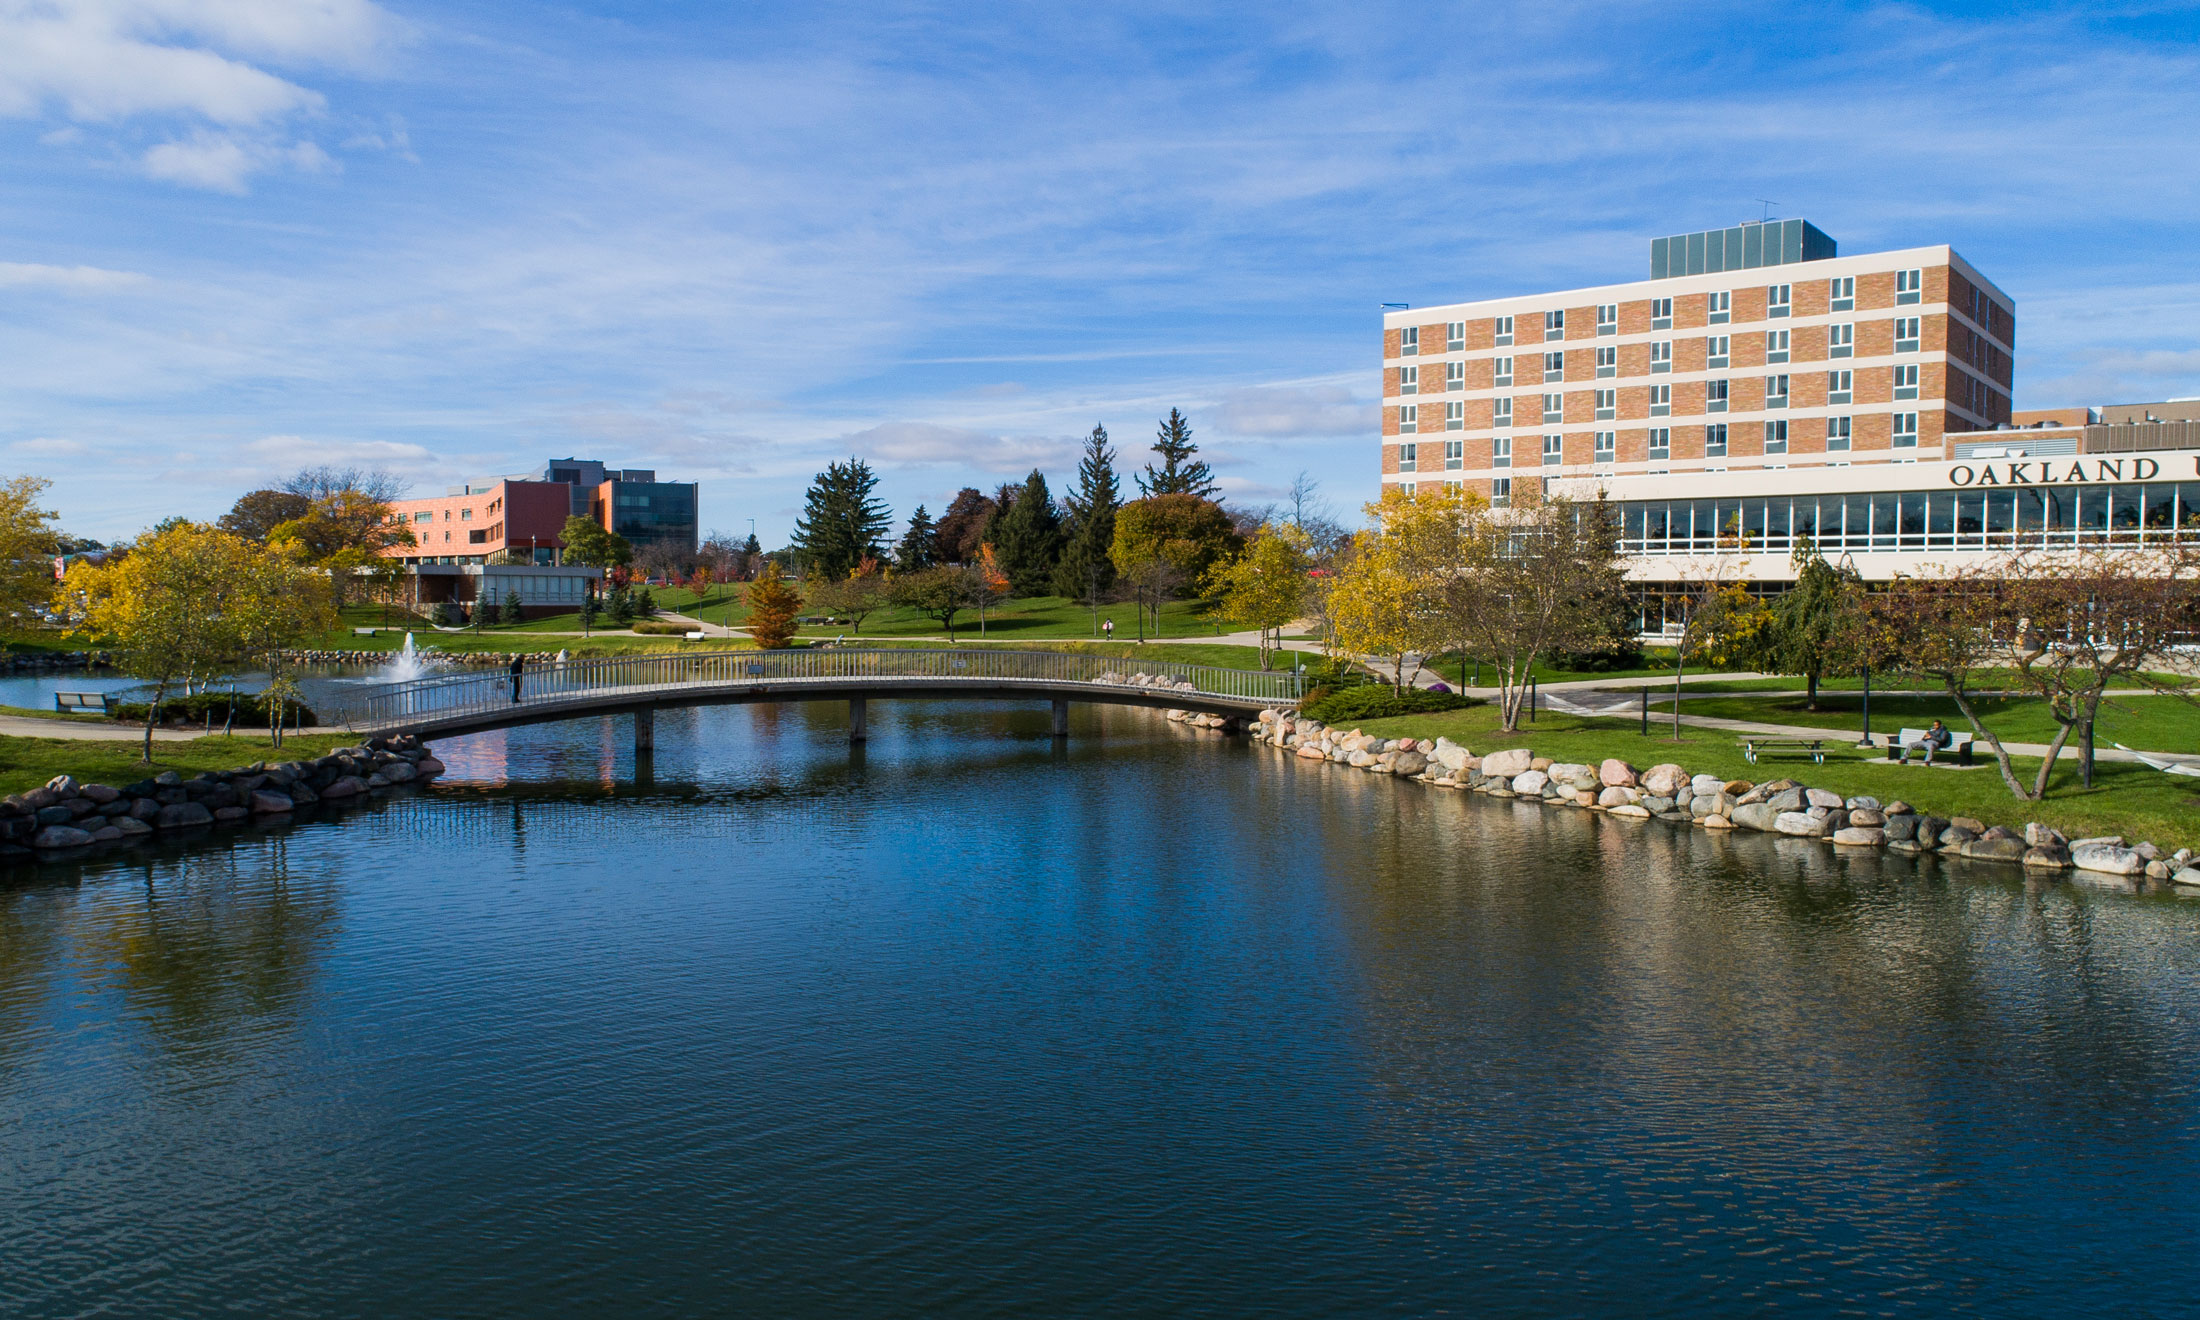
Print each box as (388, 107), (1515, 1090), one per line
(53, 691), (110, 714)
(1739, 735), (1827, 765)
(1885, 727), (1975, 766)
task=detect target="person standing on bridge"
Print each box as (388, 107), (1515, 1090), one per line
(509, 654), (524, 705)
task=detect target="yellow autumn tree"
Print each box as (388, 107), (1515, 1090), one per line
(1327, 487), (1465, 693)
(1207, 524), (1311, 670)
(0, 475), (61, 636)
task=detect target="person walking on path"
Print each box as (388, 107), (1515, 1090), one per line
(1898, 718), (1952, 765)
(1102, 618), (1114, 641)
(508, 654), (524, 705)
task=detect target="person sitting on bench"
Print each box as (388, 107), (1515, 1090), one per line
(1899, 719), (1952, 765)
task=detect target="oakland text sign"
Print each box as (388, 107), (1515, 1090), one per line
(1947, 455), (2190, 488)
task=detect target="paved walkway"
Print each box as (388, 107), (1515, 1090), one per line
(0, 715), (253, 743)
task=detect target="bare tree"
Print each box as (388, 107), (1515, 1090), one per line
(282, 465), (411, 502)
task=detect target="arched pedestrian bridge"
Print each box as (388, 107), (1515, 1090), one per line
(328, 648), (1306, 747)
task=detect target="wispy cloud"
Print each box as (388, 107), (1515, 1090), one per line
(0, 260), (149, 290)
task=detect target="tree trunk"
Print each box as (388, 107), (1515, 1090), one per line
(1805, 670), (1819, 712)
(1944, 676), (2035, 800)
(141, 681), (166, 762)
(1672, 651), (1686, 739)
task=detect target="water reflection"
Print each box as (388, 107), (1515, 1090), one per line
(0, 703), (2195, 1317)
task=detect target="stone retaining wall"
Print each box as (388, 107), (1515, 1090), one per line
(1201, 709), (2200, 891)
(0, 735), (445, 865)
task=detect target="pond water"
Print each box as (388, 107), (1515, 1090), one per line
(2, 701), (2196, 1318)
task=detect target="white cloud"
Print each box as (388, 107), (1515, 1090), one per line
(1208, 383), (1372, 438)
(0, 260), (149, 290)
(0, 0), (399, 190)
(839, 421), (1077, 473)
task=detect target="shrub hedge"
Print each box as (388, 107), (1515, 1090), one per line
(108, 691), (319, 728)
(1301, 685), (1481, 724)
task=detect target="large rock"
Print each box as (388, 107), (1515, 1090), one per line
(2071, 843), (2145, 876)
(321, 775), (368, 799)
(112, 816), (152, 837)
(1598, 759), (1638, 788)
(34, 805), (72, 826)
(2172, 868), (2200, 888)
(1481, 749), (1534, 778)
(31, 825), (93, 849)
(1765, 787), (1805, 813)
(1804, 788), (1844, 810)
(1832, 827), (1886, 847)
(2023, 847), (2071, 870)
(81, 783), (120, 804)
(1848, 808), (1886, 827)
(1641, 764), (1689, 797)
(1511, 770), (1550, 796)
(1547, 763), (1598, 791)
(1596, 786), (1633, 808)
(1433, 740), (1472, 772)
(1689, 774), (1725, 799)
(1730, 803), (1783, 832)
(1606, 804), (1652, 819)
(1957, 837), (2028, 862)
(1392, 752), (1427, 777)
(156, 802), (214, 830)
(1843, 795), (1881, 812)
(1296, 745), (1326, 759)
(1775, 811), (1830, 837)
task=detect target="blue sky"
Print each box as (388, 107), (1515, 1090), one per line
(4, 1), (2199, 545)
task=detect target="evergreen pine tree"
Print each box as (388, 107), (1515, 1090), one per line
(990, 470), (1064, 597)
(791, 458), (891, 581)
(1053, 424), (1122, 599)
(501, 589), (524, 626)
(1136, 408), (1217, 499)
(895, 505), (939, 571)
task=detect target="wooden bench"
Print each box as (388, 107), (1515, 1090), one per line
(1740, 736), (1827, 765)
(1887, 727), (1975, 765)
(53, 691), (110, 714)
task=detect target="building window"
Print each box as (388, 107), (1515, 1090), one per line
(1705, 423), (1728, 458)
(1827, 369), (1853, 404)
(1896, 269), (1923, 304)
(1399, 442), (1417, 472)
(1650, 384), (1671, 417)
(1893, 412), (1919, 447)
(1594, 430), (1615, 464)
(1446, 321), (1464, 352)
(1829, 323), (1854, 358)
(1766, 329), (1789, 364)
(1493, 435), (1512, 468)
(1707, 335), (1730, 369)
(1595, 345), (1617, 378)
(1542, 392), (1563, 423)
(1401, 326), (1418, 356)
(1895, 317), (1921, 353)
(1445, 438), (1464, 469)
(1399, 405), (1417, 434)
(1829, 276), (1854, 312)
(1893, 363), (1919, 400)
(1543, 433), (1563, 465)
(1706, 379), (1729, 413)
(1445, 360), (1464, 391)
(1708, 290), (1730, 324)
(1827, 416), (1852, 451)
(1594, 388), (1616, 420)
(413, 511), (432, 522)
(1544, 309), (1565, 340)
(1765, 374), (1789, 409)
(1494, 314), (1514, 346)
(1650, 297), (1672, 330)
(1649, 427), (1671, 461)
(443, 509), (453, 520)
(460, 508), (474, 521)
(1491, 477), (1511, 506)
(1494, 355), (1513, 386)
(1767, 283), (1791, 318)
(1764, 419), (1788, 454)
(1494, 396), (1513, 426)
(1399, 364), (1418, 395)
(1445, 400), (1464, 430)
(1543, 350), (1565, 382)
(1650, 341), (1672, 373)
(1596, 303), (1617, 335)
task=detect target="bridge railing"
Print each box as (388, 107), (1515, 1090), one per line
(329, 648), (1304, 731)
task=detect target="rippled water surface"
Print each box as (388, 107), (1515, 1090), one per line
(3, 701), (2198, 1318)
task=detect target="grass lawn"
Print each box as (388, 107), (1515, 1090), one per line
(678, 591), (1237, 641)
(0, 627), (84, 656)
(1342, 705), (2200, 852)
(1660, 691), (2200, 751)
(1419, 648), (1687, 687)
(0, 705), (112, 723)
(0, 731), (355, 797)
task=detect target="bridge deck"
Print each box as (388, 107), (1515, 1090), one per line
(328, 648), (1303, 740)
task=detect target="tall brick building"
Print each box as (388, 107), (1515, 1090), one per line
(1380, 221), (2200, 632)
(1381, 220), (2015, 500)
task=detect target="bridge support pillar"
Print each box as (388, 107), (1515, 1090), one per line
(1051, 698), (1069, 739)
(849, 697), (867, 743)
(634, 706), (654, 753)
